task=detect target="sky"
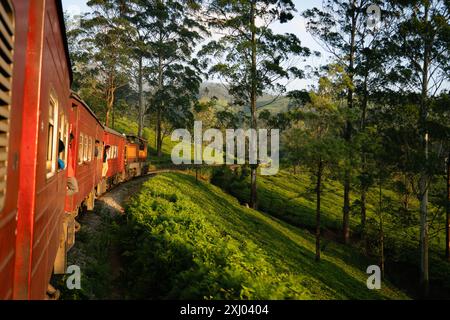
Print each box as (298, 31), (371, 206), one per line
(60, 0), (336, 91)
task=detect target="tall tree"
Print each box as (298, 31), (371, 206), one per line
(286, 67), (346, 261)
(69, 0), (132, 127)
(303, 0), (375, 244)
(200, 0), (311, 209)
(386, 0), (449, 296)
(140, 0), (206, 157)
(119, 1), (152, 138)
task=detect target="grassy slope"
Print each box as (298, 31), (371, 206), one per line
(253, 170), (450, 296)
(124, 172), (409, 300)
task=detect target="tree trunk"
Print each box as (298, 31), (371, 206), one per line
(105, 85), (115, 128)
(360, 73), (368, 253)
(419, 3), (430, 298)
(137, 56), (145, 138)
(249, 0), (258, 210)
(316, 160), (323, 262)
(342, 0), (357, 245)
(379, 179), (384, 279)
(403, 174), (410, 210)
(156, 110), (162, 158)
(156, 50), (163, 158)
(446, 154), (450, 261)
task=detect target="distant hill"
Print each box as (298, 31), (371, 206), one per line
(199, 82), (293, 114)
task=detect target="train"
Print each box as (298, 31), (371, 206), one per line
(0, 0), (149, 300)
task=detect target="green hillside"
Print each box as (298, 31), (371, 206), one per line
(118, 173), (409, 300)
(211, 168), (450, 297)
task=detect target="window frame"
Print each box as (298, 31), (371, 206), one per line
(57, 113), (68, 171)
(87, 136), (92, 162)
(46, 93), (59, 179)
(78, 133), (84, 165)
(83, 134), (88, 162)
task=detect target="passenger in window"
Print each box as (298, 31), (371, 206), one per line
(102, 145), (111, 177)
(67, 133), (79, 196)
(58, 140), (66, 170)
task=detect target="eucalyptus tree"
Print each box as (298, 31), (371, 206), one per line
(287, 67), (347, 261)
(303, 0), (386, 244)
(199, 0), (311, 209)
(69, 0), (133, 127)
(385, 0), (449, 295)
(130, 0), (207, 156)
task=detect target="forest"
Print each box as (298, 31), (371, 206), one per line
(64, 0), (450, 299)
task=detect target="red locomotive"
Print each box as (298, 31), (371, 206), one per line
(0, 0), (149, 300)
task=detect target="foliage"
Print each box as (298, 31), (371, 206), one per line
(117, 173), (409, 299)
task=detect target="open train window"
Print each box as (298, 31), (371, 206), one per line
(78, 133), (83, 165)
(0, 0), (14, 208)
(46, 94), (58, 178)
(58, 113), (68, 171)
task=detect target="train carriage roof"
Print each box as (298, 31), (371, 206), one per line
(56, 0), (73, 84)
(70, 91), (104, 128)
(104, 127), (126, 138)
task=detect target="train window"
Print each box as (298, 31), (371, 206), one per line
(78, 133), (83, 165)
(0, 0), (14, 208)
(46, 95), (58, 178)
(90, 137), (93, 161)
(95, 140), (100, 159)
(58, 113), (67, 171)
(83, 134), (88, 162)
(64, 119), (69, 165)
(87, 136), (92, 162)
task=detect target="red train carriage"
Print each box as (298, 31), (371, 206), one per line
(55, 92), (105, 274)
(67, 92), (104, 211)
(12, 0), (72, 300)
(125, 135), (148, 178)
(102, 127), (126, 190)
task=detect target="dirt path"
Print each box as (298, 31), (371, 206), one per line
(65, 175), (154, 300)
(99, 175), (154, 215)
(98, 175), (155, 299)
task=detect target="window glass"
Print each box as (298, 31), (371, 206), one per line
(46, 95), (58, 178)
(78, 133), (83, 165)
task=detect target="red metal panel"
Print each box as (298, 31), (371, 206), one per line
(14, 0), (71, 300)
(0, 0), (30, 300)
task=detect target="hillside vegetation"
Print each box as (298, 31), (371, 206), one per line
(211, 168), (450, 297)
(117, 173), (409, 300)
